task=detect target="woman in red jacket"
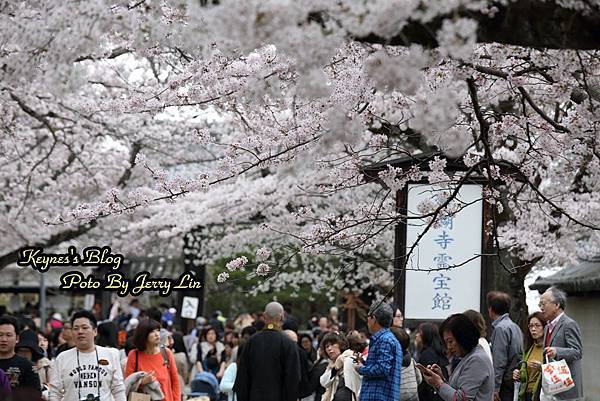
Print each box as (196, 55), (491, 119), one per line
(126, 318), (181, 401)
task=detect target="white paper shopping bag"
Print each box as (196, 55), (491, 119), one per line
(541, 356), (575, 396)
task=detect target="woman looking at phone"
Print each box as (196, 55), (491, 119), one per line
(512, 312), (546, 401)
(416, 323), (448, 401)
(419, 314), (494, 401)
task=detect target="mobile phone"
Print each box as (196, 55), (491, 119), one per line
(415, 363), (431, 374)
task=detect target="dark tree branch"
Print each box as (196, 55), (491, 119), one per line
(517, 87), (571, 133)
(0, 142), (146, 270)
(117, 142), (142, 188)
(74, 47), (131, 63)
(495, 160), (600, 230)
(355, 1), (600, 50)
(467, 77), (515, 273)
(0, 221), (98, 269)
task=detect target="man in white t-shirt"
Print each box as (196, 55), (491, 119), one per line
(49, 310), (125, 401)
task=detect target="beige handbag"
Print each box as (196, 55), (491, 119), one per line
(127, 349), (168, 401)
(128, 393), (151, 401)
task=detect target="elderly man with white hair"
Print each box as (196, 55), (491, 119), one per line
(234, 301), (301, 401)
(539, 286), (583, 401)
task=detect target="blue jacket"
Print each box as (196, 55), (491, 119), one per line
(359, 328), (402, 401)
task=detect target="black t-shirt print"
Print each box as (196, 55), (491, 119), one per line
(0, 354), (41, 391)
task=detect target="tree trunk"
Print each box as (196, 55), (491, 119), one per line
(484, 251), (533, 330)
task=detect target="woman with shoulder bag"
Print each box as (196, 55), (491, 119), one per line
(512, 312), (546, 401)
(319, 332), (361, 401)
(125, 318), (181, 401)
(392, 327), (422, 401)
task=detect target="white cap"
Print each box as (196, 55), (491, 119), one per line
(52, 313), (63, 321)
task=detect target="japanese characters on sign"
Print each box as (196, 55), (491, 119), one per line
(404, 184), (483, 320)
(431, 215), (454, 311)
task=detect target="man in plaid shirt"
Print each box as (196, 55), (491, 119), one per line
(355, 302), (402, 401)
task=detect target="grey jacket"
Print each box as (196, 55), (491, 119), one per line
(490, 313), (523, 391)
(124, 371), (165, 401)
(438, 345), (494, 401)
(543, 313), (583, 400)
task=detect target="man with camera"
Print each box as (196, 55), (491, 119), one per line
(49, 310), (126, 401)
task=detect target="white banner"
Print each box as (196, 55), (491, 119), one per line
(404, 184), (483, 320)
(181, 296), (199, 320)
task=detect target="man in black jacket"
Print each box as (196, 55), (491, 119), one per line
(234, 302), (301, 401)
(0, 315), (41, 398)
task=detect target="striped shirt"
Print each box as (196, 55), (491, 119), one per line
(400, 358), (421, 401)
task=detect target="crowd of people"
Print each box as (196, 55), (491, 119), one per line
(0, 286), (583, 401)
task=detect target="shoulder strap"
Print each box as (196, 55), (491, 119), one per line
(161, 346), (170, 368)
(135, 349), (139, 372)
(161, 346), (172, 388)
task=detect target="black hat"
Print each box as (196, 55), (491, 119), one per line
(16, 329), (44, 362)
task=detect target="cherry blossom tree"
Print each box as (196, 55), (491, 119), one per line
(1, 1), (599, 303)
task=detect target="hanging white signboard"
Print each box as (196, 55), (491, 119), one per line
(404, 183), (483, 320)
(181, 296), (199, 320)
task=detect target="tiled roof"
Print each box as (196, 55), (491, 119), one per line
(529, 255), (600, 294)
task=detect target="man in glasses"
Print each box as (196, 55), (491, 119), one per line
(49, 310), (125, 401)
(539, 286), (583, 401)
(354, 302), (402, 401)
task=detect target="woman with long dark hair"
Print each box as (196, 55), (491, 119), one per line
(36, 330), (53, 395)
(416, 323), (448, 401)
(512, 312), (547, 401)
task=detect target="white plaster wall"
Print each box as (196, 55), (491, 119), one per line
(566, 296), (600, 401)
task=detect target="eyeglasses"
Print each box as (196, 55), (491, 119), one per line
(528, 323), (543, 328)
